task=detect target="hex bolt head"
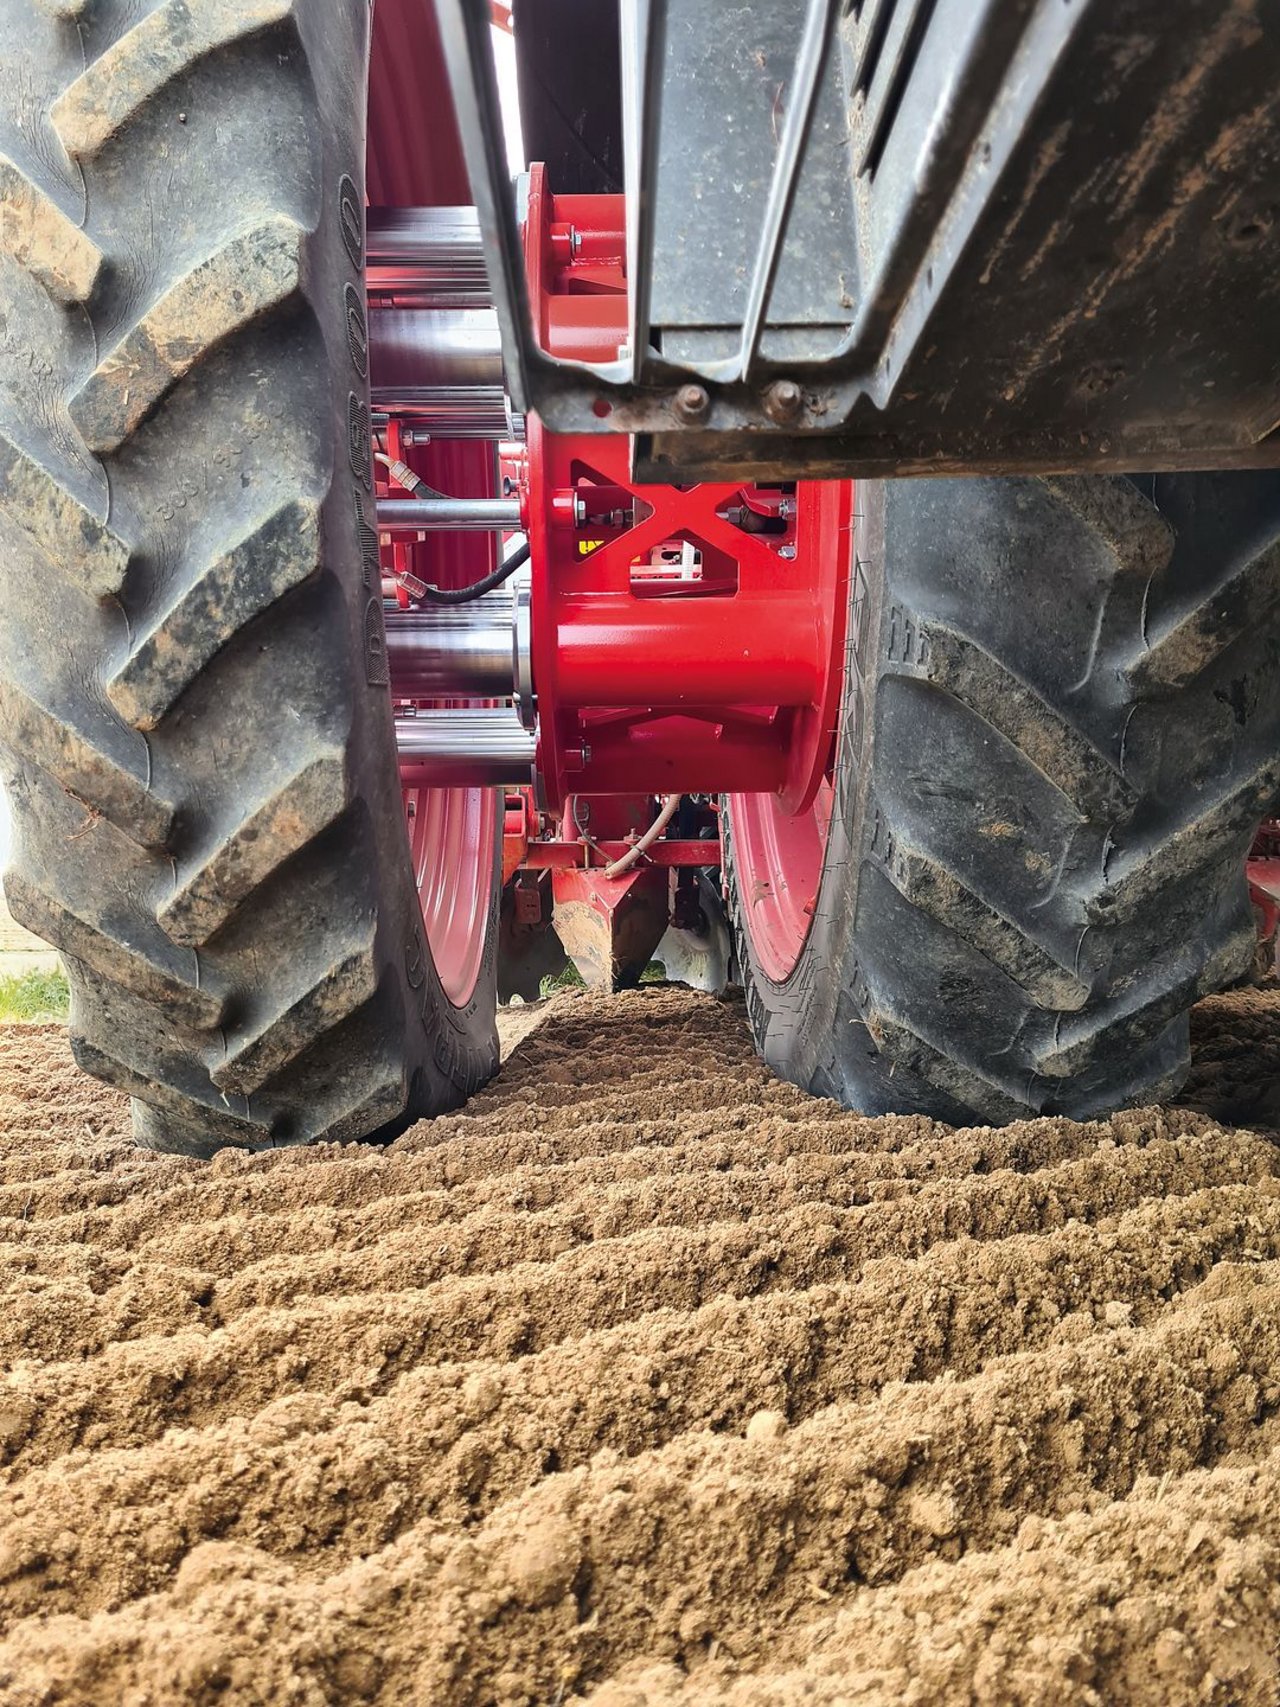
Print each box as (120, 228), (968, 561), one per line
(674, 383), (710, 423)
(763, 378), (804, 423)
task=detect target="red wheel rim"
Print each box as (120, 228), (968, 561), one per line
(728, 476), (853, 985)
(369, 0), (498, 1009)
(403, 782), (497, 1006)
(729, 777), (835, 985)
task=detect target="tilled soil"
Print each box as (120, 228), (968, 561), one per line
(1, 985), (1280, 1705)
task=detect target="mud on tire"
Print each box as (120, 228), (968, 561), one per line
(727, 472), (1280, 1124)
(0, 0), (499, 1156)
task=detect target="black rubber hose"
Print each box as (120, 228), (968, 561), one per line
(419, 540), (530, 604)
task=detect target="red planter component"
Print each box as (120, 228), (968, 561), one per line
(551, 863), (670, 991)
(374, 134), (859, 987)
(519, 168), (854, 813)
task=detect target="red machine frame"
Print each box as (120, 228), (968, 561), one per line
(518, 167), (852, 814)
(373, 121), (1280, 993)
(377, 161), (855, 987)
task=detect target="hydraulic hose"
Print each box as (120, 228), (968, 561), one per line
(419, 539), (530, 604)
(377, 451), (529, 603)
(602, 794), (681, 880)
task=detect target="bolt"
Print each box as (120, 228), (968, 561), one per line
(762, 378), (803, 423)
(673, 383), (710, 424)
(778, 544), (796, 560)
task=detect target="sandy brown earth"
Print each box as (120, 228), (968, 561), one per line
(1, 985), (1280, 1705)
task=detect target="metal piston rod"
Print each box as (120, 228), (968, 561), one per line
(373, 212), (533, 787)
(367, 209), (508, 435)
(369, 306), (510, 437)
(376, 387), (512, 439)
(366, 207), (488, 304)
(377, 496), (522, 530)
(366, 209), (529, 438)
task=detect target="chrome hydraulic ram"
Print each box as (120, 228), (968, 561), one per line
(368, 299), (509, 436)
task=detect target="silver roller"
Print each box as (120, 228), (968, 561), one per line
(366, 207), (489, 304)
(385, 589), (517, 698)
(374, 387), (512, 439)
(368, 306), (503, 391)
(368, 303), (508, 435)
(395, 710), (536, 786)
(366, 210), (506, 435)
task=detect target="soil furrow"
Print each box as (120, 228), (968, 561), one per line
(1, 984), (1278, 1704)
(1, 1186), (1278, 1619)
(9, 1145), (1277, 1473)
(0, 1127), (1264, 1366)
(585, 1451), (1280, 1706)
(3, 1276), (1279, 1704)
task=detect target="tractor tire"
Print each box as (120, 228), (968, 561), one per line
(726, 472), (1280, 1125)
(0, 0), (499, 1156)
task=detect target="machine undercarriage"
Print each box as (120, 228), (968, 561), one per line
(1, 0), (1278, 1148)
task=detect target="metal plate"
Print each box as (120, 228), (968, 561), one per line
(436, 0), (1280, 476)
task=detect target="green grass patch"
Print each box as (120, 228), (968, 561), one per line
(0, 966), (70, 1021)
(539, 960), (586, 999)
(537, 959), (667, 999)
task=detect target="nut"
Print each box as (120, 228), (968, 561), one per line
(673, 383), (710, 423)
(762, 378), (804, 423)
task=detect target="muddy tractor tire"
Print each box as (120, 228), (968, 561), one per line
(728, 473), (1280, 1124)
(0, 0), (499, 1156)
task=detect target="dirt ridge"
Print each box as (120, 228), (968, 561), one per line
(0, 983), (1278, 1704)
